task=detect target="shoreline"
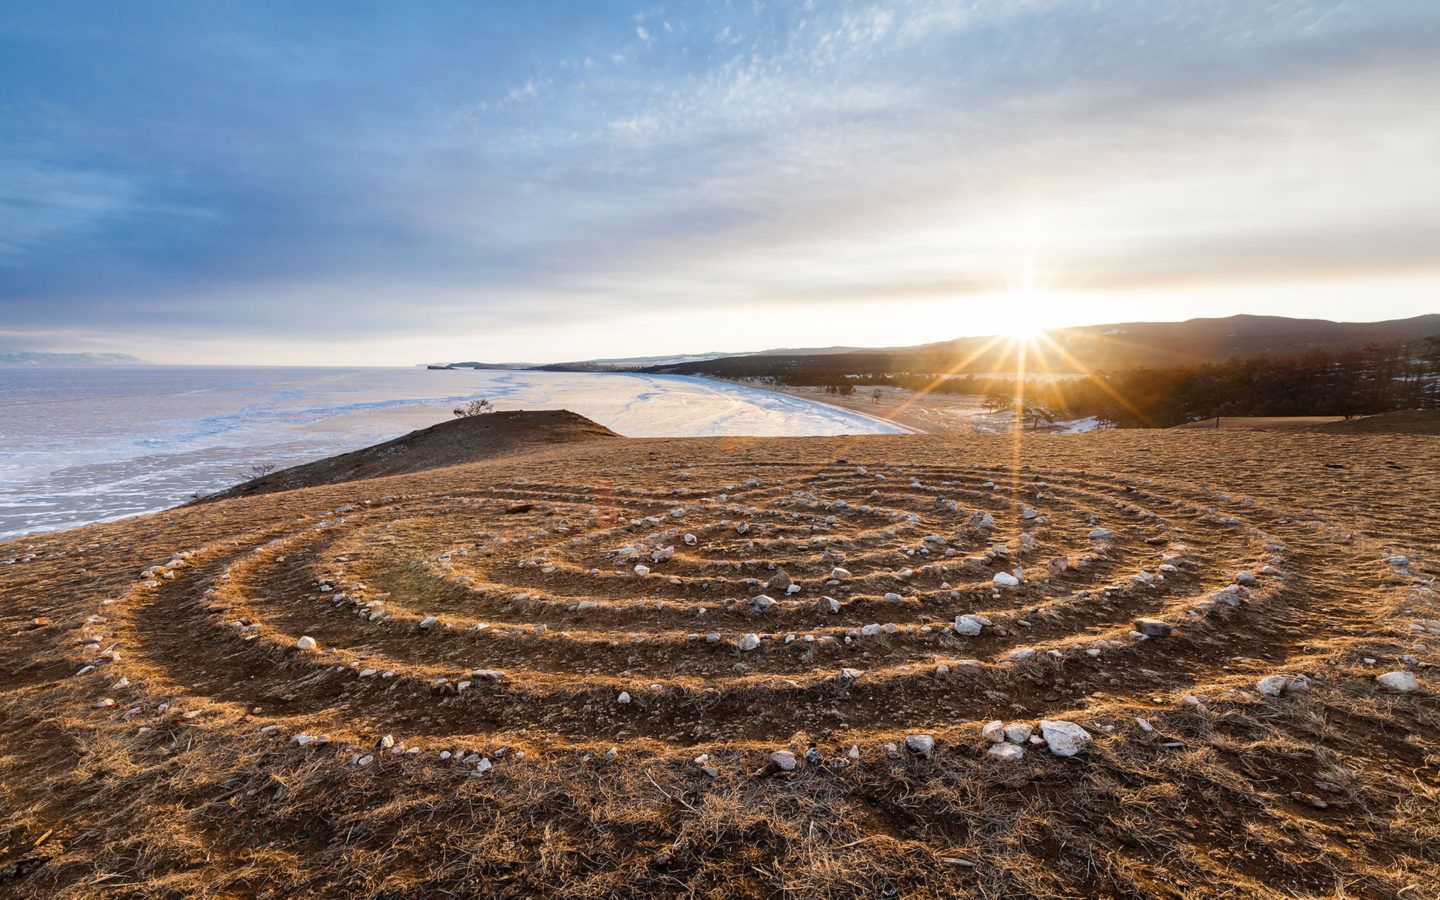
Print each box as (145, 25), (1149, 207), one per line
(683, 374), (918, 435)
(0, 367), (917, 541)
(692, 376), (985, 435)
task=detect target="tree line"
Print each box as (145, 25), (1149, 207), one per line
(759, 338), (1440, 428)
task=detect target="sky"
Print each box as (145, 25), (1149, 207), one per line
(1, 1), (1438, 366)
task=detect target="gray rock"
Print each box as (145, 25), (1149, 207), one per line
(905, 734), (935, 758)
(1133, 618), (1171, 637)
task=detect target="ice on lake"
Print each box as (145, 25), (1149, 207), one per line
(0, 366), (904, 540)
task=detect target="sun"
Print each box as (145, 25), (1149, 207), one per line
(1003, 320), (1043, 341)
(992, 289), (1057, 341)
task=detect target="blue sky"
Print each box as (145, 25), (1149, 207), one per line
(2, 1), (1438, 364)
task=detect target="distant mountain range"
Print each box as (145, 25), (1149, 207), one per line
(634, 314), (1440, 378)
(0, 351), (147, 366)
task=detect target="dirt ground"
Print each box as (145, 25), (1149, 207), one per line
(1, 419), (1437, 897)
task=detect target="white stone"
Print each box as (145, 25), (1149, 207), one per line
(617, 691), (632, 704)
(419, 616), (439, 630)
(993, 571), (1019, 588)
(830, 567), (851, 580)
(1376, 671), (1419, 693)
(295, 635), (318, 651)
(739, 633), (761, 652)
(1003, 722), (1033, 744)
(770, 750), (797, 771)
(982, 720), (1005, 743)
(1040, 720), (1092, 757)
(987, 742), (1025, 762)
(953, 614), (985, 636)
(1255, 675), (1289, 697)
(634, 564), (650, 577)
(751, 594), (776, 612)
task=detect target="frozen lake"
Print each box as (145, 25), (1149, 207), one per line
(0, 366), (904, 540)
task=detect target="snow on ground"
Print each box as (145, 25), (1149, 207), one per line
(475, 371), (909, 438)
(1062, 416), (1104, 433)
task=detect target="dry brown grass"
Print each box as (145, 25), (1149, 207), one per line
(2, 426), (1437, 897)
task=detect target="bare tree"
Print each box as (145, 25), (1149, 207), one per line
(243, 463), (277, 480)
(453, 398), (496, 418)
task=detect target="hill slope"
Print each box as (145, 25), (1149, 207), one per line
(2, 429), (1437, 896)
(205, 409), (618, 501)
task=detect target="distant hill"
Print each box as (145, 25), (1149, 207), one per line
(0, 350), (147, 366)
(421, 361), (534, 370)
(201, 409), (618, 501)
(642, 314), (1440, 378)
